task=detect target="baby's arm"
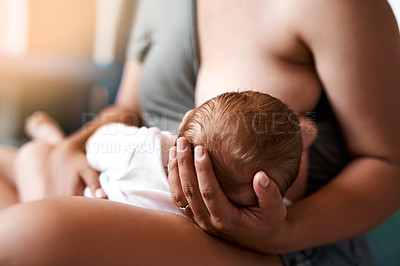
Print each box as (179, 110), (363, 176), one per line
(284, 116), (317, 202)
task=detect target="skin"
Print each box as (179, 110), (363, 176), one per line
(284, 116), (317, 202)
(171, 0), (400, 254)
(0, 147), (18, 209)
(179, 109), (317, 206)
(0, 0), (399, 264)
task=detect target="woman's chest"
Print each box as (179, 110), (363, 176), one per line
(195, 0), (322, 112)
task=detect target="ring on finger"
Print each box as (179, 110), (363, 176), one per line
(179, 204), (191, 213)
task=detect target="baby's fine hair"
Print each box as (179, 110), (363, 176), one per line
(179, 91), (303, 195)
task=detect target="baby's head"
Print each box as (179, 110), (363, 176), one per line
(178, 91), (302, 206)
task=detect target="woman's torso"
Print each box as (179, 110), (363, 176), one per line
(195, 0), (322, 113)
(131, 0), (349, 191)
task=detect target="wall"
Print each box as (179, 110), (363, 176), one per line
(0, 0), (137, 146)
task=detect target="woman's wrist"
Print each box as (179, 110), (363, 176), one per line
(275, 213), (295, 254)
(258, 215), (294, 255)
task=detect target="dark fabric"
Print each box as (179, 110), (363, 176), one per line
(280, 235), (373, 266)
(307, 92), (350, 194)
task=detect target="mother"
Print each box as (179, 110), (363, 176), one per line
(0, 0), (399, 265)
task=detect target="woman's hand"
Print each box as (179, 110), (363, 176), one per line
(168, 137), (291, 254)
(48, 138), (107, 198)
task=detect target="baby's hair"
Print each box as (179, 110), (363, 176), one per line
(179, 91), (302, 196)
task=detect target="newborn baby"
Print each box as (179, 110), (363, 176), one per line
(84, 91), (316, 215)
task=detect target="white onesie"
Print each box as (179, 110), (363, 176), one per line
(84, 123), (183, 216)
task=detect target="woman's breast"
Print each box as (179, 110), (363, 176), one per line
(195, 1), (322, 113)
(195, 57), (323, 113)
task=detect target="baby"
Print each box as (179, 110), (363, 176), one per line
(22, 91), (316, 216)
(178, 91), (312, 206)
(83, 91), (315, 215)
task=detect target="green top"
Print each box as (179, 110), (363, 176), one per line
(127, 0), (197, 134)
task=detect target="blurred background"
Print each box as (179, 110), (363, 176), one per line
(0, 0), (399, 265)
(0, 0), (399, 146)
(0, 0), (137, 146)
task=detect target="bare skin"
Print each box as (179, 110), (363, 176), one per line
(25, 111), (65, 145)
(17, 110), (315, 204)
(171, 0), (400, 254)
(0, 60), (143, 208)
(0, 197), (281, 266)
(285, 116), (317, 202)
(0, 0), (399, 264)
(196, 0), (322, 111)
(17, 113), (108, 202)
(0, 147), (18, 210)
(13, 112), (66, 202)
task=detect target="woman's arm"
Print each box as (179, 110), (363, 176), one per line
(44, 59), (144, 197)
(168, 0), (400, 254)
(284, 0), (400, 252)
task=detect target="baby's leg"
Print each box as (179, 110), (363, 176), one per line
(25, 111), (65, 145)
(12, 112), (67, 202)
(0, 146), (19, 210)
(0, 112), (67, 205)
(14, 141), (55, 202)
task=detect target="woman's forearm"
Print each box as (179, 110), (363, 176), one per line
(279, 157), (400, 253)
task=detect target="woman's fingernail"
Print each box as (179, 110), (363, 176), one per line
(169, 147), (177, 160)
(95, 188), (107, 198)
(195, 146), (204, 161)
(177, 138), (187, 152)
(257, 172), (270, 188)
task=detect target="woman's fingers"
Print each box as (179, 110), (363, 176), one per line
(176, 138), (210, 220)
(169, 138), (238, 233)
(253, 172), (287, 220)
(194, 146), (235, 230)
(168, 146), (190, 216)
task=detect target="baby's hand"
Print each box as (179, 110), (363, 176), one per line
(48, 138), (106, 198)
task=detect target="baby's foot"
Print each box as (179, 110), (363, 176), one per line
(25, 111), (65, 145)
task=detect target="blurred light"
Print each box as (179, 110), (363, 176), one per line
(388, 0), (400, 31)
(88, 85), (109, 114)
(0, 0), (29, 57)
(0, 83), (22, 146)
(93, 0), (124, 66)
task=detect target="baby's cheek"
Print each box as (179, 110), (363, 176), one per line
(300, 118), (318, 149)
